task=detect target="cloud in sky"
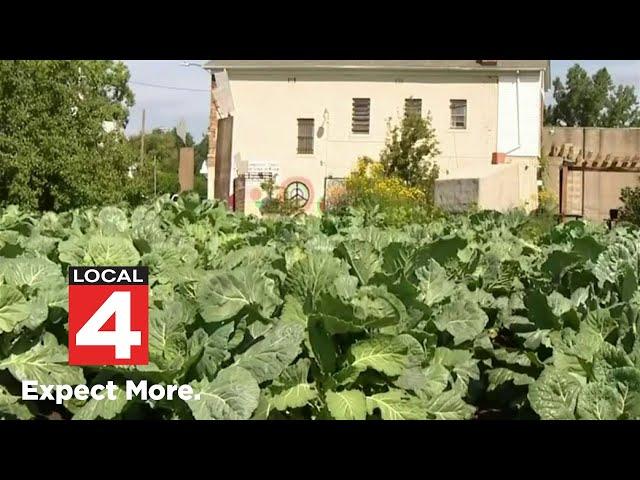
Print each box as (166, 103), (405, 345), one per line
(124, 60), (640, 139)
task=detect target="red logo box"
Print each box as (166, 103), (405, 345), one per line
(68, 266), (149, 366)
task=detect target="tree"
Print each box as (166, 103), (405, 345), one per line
(194, 134), (209, 199)
(379, 111), (441, 204)
(545, 64), (640, 127)
(0, 60), (140, 211)
(127, 128), (208, 198)
(194, 134), (209, 172)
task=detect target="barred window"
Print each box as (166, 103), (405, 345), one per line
(297, 118), (314, 154)
(404, 98), (422, 118)
(352, 98), (370, 134)
(450, 99), (467, 129)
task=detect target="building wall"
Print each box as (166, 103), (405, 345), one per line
(542, 126), (640, 158)
(541, 127), (640, 222)
(436, 161), (538, 213)
(226, 72), (500, 215)
(497, 73), (543, 157)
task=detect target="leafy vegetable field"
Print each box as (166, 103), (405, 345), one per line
(2, 194), (640, 420)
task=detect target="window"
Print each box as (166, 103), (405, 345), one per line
(352, 98), (370, 134)
(450, 99), (467, 129)
(297, 118), (314, 154)
(404, 98), (422, 118)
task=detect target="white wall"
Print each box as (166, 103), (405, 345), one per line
(226, 72), (499, 215)
(497, 73), (542, 157)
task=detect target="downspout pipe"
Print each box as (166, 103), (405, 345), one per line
(505, 70), (521, 155)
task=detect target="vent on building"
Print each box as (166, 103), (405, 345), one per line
(352, 98), (371, 134)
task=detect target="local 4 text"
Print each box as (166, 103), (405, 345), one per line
(68, 266), (149, 366)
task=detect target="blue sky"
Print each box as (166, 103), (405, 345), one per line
(123, 60), (640, 139)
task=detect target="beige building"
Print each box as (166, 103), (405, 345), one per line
(204, 60), (551, 215)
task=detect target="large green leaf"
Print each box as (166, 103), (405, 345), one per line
(486, 368), (534, 391)
(434, 299), (488, 345)
(593, 237), (640, 288)
(59, 234), (140, 266)
(349, 335), (409, 377)
(188, 366), (260, 420)
(432, 347), (480, 388)
(0, 285), (30, 333)
(528, 368), (582, 420)
(611, 367), (640, 419)
(233, 321), (305, 383)
(396, 364), (450, 398)
(148, 301), (189, 373)
(326, 389), (367, 420)
(193, 323), (235, 380)
(197, 265), (282, 323)
(0, 333), (85, 385)
(416, 259), (454, 307)
(352, 286), (407, 328)
(73, 388), (128, 420)
(280, 295), (307, 325)
(308, 317), (337, 374)
(0, 256), (63, 291)
(338, 240), (382, 285)
(311, 288), (404, 335)
(366, 389), (426, 420)
(524, 289), (561, 330)
(424, 389), (475, 419)
(286, 251), (356, 304)
(576, 382), (624, 420)
(0, 386), (33, 420)
(270, 359), (317, 411)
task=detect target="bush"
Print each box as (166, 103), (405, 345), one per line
(620, 185), (640, 224)
(379, 111), (440, 204)
(344, 157), (439, 226)
(537, 187), (558, 214)
(335, 112), (442, 226)
(259, 177), (303, 216)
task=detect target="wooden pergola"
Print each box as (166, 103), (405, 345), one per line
(556, 145), (640, 222)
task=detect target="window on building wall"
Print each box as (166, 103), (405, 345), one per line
(404, 98), (422, 118)
(352, 98), (370, 134)
(297, 118), (314, 154)
(450, 99), (467, 129)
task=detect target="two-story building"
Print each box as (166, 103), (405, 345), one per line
(204, 60), (551, 215)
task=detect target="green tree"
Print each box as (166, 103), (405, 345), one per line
(546, 64), (640, 127)
(127, 128), (208, 198)
(195, 134), (209, 172)
(0, 60), (139, 211)
(379, 111), (440, 204)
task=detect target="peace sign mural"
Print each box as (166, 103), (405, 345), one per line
(285, 181), (310, 208)
(282, 176), (315, 212)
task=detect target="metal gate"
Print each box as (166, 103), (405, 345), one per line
(233, 175), (246, 213)
(323, 177), (347, 212)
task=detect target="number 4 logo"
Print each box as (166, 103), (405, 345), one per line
(68, 267), (149, 366)
(76, 292), (142, 359)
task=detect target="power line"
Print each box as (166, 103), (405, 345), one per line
(130, 81), (208, 92)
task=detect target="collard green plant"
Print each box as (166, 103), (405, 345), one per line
(1, 193), (640, 420)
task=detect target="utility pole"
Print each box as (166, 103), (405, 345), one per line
(154, 155), (157, 196)
(208, 78), (219, 201)
(140, 109), (146, 165)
